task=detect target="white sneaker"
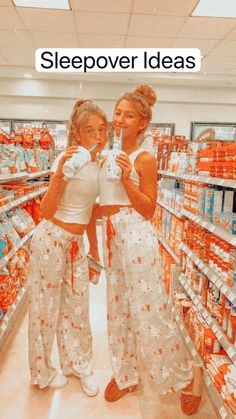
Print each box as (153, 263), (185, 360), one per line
(79, 373), (99, 397)
(48, 372), (68, 389)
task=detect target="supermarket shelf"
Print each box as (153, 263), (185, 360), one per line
(156, 231), (181, 264)
(180, 243), (236, 306)
(0, 282), (28, 351)
(158, 170), (236, 189)
(27, 170), (50, 180)
(156, 199), (183, 219)
(181, 209), (236, 247)
(0, 228), (36, 269)
(178, 274), (236, 366)
(0, 187), (47, 214)
(0, 170), (50, 184)
(0, 172), (28, 184)
(170, 303), (235, 419)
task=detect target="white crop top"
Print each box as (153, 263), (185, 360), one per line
(99, 148), (145, 206)
(51, 152), (99, 224)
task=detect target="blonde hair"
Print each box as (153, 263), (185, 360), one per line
(115, 85), (157, 132)
(67, 99), (107, 147)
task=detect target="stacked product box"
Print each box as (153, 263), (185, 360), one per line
(197, 141), (236, 179)
(183, 182), (236, 235)
(184, 220), (236, 289)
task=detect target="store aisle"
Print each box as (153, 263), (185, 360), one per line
(0, 227), (218, 419)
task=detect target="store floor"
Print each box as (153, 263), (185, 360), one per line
(0, 228), (218, 419)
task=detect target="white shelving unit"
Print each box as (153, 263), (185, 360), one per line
(27, 170), (50, 180)
(157, 167), (236, 418)
(0, 170), (48, 351)
(178, 274), (236, 366)
(0, 282), (29, 350)
(156, 231), (181, 264)
(0, 170), (50, 184)
(181, 209), (236, 247)
(156, 199), (183, 219)
(0, 172), (28, 184)
(180, 243), (236, 305)
(170, 304), (235, 419)
(158, 170), (236, 189)
(0, 228), (36, 269)
(0, 187), (47, 215)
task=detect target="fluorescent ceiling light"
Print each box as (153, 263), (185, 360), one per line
(192, 0), (236, 18)
(12, 0), (70, 10)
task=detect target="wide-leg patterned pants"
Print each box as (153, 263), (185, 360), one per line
(28, 220), (93, 389)
(102, 208), (193, 394)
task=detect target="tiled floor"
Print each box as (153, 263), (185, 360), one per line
(0, 228), (218, 419)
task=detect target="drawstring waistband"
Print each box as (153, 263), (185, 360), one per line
(106, 217), (116, 267)
(69, 240), (79, 292)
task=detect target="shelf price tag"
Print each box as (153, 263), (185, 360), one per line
(228, 292), (236, 304)
(205, 376), (211, 388)
(216, 331), (223, 340)
(221, 285), (228, 294)
(227, 347), (235, 359)
(192, 348), (197, 356)
(219, 407), (227, 419)
(1, 323), (7, 332)
(212, 324), (218, 334)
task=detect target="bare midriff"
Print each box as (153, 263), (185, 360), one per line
(50, 216), (87, 235)
(100, 204), (133, 217)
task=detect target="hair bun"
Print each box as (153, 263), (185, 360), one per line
(73, 99), (92, 109)
(134, 85), (157, 107)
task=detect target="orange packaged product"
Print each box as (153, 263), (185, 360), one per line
(203, 327), (221, 355)
(31, 198), (42, 224)
(197, 161), (211, 175)
(223, 161), (233, 179)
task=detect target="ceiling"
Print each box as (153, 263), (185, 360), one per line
(1, 0), (236, 87)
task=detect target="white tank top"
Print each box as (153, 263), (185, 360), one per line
(51, 152), (99, 224)
(99, 148), (146, 206)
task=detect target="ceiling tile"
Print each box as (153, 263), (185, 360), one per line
(0, 29), (33, 47)
(133, 0), (198, 16)
(0, 0), (13, 5)
(129, 15), (185, 37)
(75, 12), (129, 35)
(71, 0), (132, 13)
(0, 54), (8, 64)
(227, 67), (236, 75)
(225, 27), (236, 41)
(126, 36), (173, 48)
(200, 55), (236, 74)
(1, 46), (35, 66)
(0, 6), (24, 29)
(209, 40), (236, 57)
(17, 8), (76, 32)
(171, 38), (218, 55)
(177, 17), (236, 39)
(79, 34), (125, 48)
(31, 31), (79, 48)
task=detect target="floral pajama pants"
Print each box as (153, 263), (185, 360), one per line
(102, 208), (193, 394)
(28, 220), (93, 389)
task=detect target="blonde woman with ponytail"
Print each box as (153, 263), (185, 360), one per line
(28, 100), (107, 395)
(99, 85), (203, 415)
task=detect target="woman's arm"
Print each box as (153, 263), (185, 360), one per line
(41, 172), (67, 220)
(85, 204), (101, 262)
(116, 152), (157, 219)
(41, 146), (78, 220)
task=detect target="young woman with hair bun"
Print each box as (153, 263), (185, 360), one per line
(28, 99), (107, 394)
(99, 85), (203, 415)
